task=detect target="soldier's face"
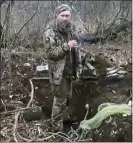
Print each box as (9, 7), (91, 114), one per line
(56, 10), (71, 26)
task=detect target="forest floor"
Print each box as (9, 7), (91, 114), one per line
(0, 40), (132, 142)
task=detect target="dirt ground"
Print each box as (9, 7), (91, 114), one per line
(0, 41), (132, 142)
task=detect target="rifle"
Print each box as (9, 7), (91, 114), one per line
(68, 31), (82, 80)
(69, 47), (79, 80)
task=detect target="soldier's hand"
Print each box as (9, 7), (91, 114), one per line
(68, 40), (78, 48)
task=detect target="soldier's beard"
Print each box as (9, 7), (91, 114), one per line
(56, 20), (71, 33)
(59, 21), (68, 28)
(56, 19), (69, 26)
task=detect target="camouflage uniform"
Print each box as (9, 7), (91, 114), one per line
(43, 16), (80, 130)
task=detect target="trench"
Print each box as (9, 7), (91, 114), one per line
(30, 56), (131, 141)
(1, 52), (132, 142)
(0, 52), (132, 142)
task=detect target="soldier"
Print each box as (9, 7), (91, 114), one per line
(43, 4), (80, 131)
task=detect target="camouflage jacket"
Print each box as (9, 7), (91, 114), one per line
(43, 20), (80, 85)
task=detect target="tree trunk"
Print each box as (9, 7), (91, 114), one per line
(0, 3), (3, 39)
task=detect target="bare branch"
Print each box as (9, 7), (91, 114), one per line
(13, 78), (34, 142)
(11, 0), (39, 46)
(0, 106), (40, 115)
(106, 2), (124, 31)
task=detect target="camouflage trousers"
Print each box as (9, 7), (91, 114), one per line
(51, 77), (72, 130)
